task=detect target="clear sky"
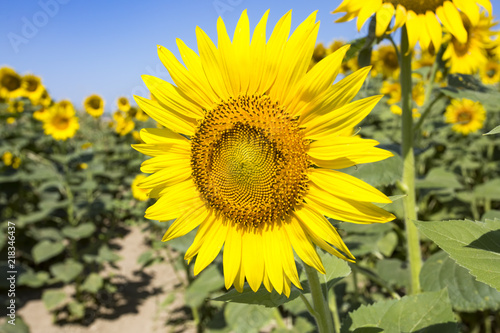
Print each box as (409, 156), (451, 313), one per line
(1, 1), (369, 112)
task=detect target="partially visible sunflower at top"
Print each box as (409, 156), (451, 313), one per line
(84, 94), (105, 118)
(333, 0), (492, 52)
(43, 100), (79, 141)
(133, 10), (395, 297)
(0, 67), (22, 100)
(443, 12), (498, 74)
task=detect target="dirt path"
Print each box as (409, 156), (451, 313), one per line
(9, 226), (196, 333)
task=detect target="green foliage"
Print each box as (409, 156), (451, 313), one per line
(341, 289), (457, 333)
(415, 219), (500, 291)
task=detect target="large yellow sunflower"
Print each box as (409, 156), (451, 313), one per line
(444, 98), (486, 135)
(443, 12), (498, 74)
(134, 10), (395, 296)
(0, 67), (22, 99)
(43, 100), (80, 140)
(84, 94), (105, 118)
(333, 0), (492, 52)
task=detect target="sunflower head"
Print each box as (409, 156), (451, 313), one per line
(2, 151), (13, 166)
(21, 74), (44, 102)
(84, 94), (105, 118)
(0, 67), (22, 99)
(113, 111), (135, 136)
(374, 45), (399, 78)
(333, 0), (492, 52)
(117, 96), (131, 112)
(445, 98), (486, 135)
(443, 12), (498, 74)
(134, 10), (395, 296)
(480, 58), (500, 84)
(43, 100), (80, 141)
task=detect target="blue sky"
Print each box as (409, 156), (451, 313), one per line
(1, 1), (369, 112)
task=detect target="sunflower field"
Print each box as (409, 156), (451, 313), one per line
(1, 2), (500, 333)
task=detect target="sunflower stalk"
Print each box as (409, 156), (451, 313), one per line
(303, 263), (335, 333)
(400, 26), (422, 295)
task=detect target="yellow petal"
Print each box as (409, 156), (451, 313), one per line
(223, 223), (242, 290)
(425, 11), (442, 51)
(195, 27), (231, 101)
(132, 143), (190, 157)
(139, 128), (189, 145)
(287, 44), (350, 116)
(140, 154), (191, 173)
(310, 168), (391, 203)
(311, 146), (394, 169)
(138, 164), (191, 189)
(193, 217), (228, 275)
(405, 10), (421, 52)
(473, 0), (492, 15)
(389, 4), (407, 33)
(185, 214), (215, 261)
(436, 1), (467, 44)
(304, 95), (383, 139)
(134, 95), (196, 135)
(418, 14), (432, 51)
(299, 66), (371, 124)
(216, 16), (240, 97)
(356, 0), (382, 31)
(452, 0), (479, 26)
(277, 226), (302, 289)
(142, 75), (205, 119)
(233, 9), (251, 94)
(294, 205), (355, 260)
(306, 183), (396, 223)
(284, 216), (325, 274)
(375, 3), (395, 36)
(162, 202), (210, 241)
(144, 180), (200, 220)
(308, 136), (380, 160)
(263, 226), (284, 294)
(248, 10), (269, 95)
(242, 229), (265, 292)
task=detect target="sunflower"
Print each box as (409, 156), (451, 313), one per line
(444, 98), (486, 135)
(333, 0), (492, 52)
(7, 100), (25, 113)
(2, 152), (13, 166)
(132, 174), (150, 201)
(390, 104), (421, 118)
(373, 45), (399, 78)
(43, 100), (80, 140)
(412, 81), (425, 107)
(443, 12), (498, 74)
(33, 107), (50, 121)
(21, 74), (45, 102)
(480, 58), (500, 84)
(134, 10), (395, 296)
(311, 42), (328, 67)
(35, 89), (52, 107)
(84, 94), (105, 118)
(0, 67), (22, 99)
(117, 96), (131, 112)
(380, 81), (401, 104)
(113, 111), (135, 136)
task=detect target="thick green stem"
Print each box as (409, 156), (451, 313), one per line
(400, 26), (422, 295)
(303, 263), (334, 333)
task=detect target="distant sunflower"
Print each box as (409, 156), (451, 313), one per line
(443, 12), (498, 74)
(33, 107), (50, 122)
(133, 10), (395, 296)
(0, 67), (22, 99)
(113, 111), (134, 136)
(480, 58), (500, 84)
(84, 94), (105, 118)
(21, 74), (44, 102)
(117, 96), (131, 112)
(132, 174), (150, 201)
(390, 104), (421, 118)
(333, 0), (492, 51)
(412, 81), (425, 107)
(380, 81), (401, 104)
(374, 45), (399, 78)
(445, 98), (486, 135)
(43, 100), (79, 140)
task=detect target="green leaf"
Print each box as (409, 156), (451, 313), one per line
(80, 273), (103, 293)
(32, 240), (65, 264)
(18, 270), (50, 288)
(318, 250), (351, 290)
(376, 259), (410, 290)
(185, 265), (224, 308)
(416, 168), (462, 189)
(341, 289), (457, 333)
(376, 231), (398, 257)
(415, 219), (500, 291)
(224, 303), (274, 333)
(42, 289), (67, 311)
(420, 251), (500, 312)
(484, 125), (500, 135)
(62, 223), (96, 240)
(97, 245), (121, 263)
(0, 315), (30, 333)
(67, 301), (85, 320)
(137, 250), (155, 267)
(50, 259), (84, 283)
(213, 284), (302, 308)
(474, 179), (500, 201)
